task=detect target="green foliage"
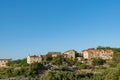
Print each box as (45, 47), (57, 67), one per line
(97, 46), (111, 49)
(92, 58), (106, 66)
(53, 55), (64, 65)
(46, 54), (53, 61)
(72, 50), (80, 57)
(65, 58), (75, 66)
(26, 62), (44, 77)
(40, 71), (93, 80)
(30, 62), (43, 70)
(112, 48), (120, 53)
(113, 52), (120, 63)
(0, 59), (44, 79)
(79, 63), (87, 69)
(108, 61), (117, 67)
(7, 58), (28, 67)
(102, 68), (120, 80)
(2, 46), (120, 79)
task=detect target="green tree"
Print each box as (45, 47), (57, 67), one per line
(65, 58), (75, 66)
(103, 68), (120, 80)
(30, 62), (44, 72)
(46, 54), (53, 61)
(92, 58), (106, 66)
(97, 46), (111, 49)
(79, 63), (87, 69)
(6, 68), (13, 77)
(7, 58), (28, 67)
(24, 62), (44, 77)
(113, 52), (120, 63)
(53, 55), (64, 65)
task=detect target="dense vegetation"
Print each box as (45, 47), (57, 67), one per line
(0, 46), (120, 80)
(0, 59), (44, 79)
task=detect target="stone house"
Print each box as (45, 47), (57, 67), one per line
(0, 59), (12, 67)
(48, 52), (61, 57)
(62, 54), (68, 58)
(81, 48), (114, 60)
(63, 50), (76, 60)
(27, 55), (46, 64)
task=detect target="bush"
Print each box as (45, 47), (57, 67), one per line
(79, 63), (87, 69)
(53, 55), (64, 65)
(92, 58), (106, 66)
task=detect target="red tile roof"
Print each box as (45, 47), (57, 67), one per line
(105, 49), (113, 53)
(62, 54), (68, 57)
(40, 55), (46, 59)
(82, 48), (113, 54)
(88, 48), (95, 50)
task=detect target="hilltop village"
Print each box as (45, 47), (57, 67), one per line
(27, 48), (113, 65)
(1, 47), (120, 80)
(0, 48), (114, 67)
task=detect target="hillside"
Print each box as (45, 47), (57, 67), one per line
(0, 47), (120, 80)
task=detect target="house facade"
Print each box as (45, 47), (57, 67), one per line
(81, 48), (114, 60)
(64, 50), (76, 60)
(27, 55), (46, 64)
(0, 59), (12, 67)
(48, 52), (61, 57)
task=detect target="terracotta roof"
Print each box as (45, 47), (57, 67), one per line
(105, 49), (113, 53)
(82, 48), (113, 54)
(93, 50), (101, 53)
(40, 55), (46, 59)
(62, 54), (68, 57)
(88, 48), (95, 50)
(82, 50), (87, 52)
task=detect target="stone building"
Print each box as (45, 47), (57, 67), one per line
(64, 50), (76, 60)
(81, 48), (114, 60)
(27, 55), (46, 64)
(47, 52), (61, 57)
(0, 59), (12, 67)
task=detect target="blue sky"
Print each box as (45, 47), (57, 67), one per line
(0, 0), (120, 59)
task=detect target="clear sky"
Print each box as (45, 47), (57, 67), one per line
(0, 0), (120, 59)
